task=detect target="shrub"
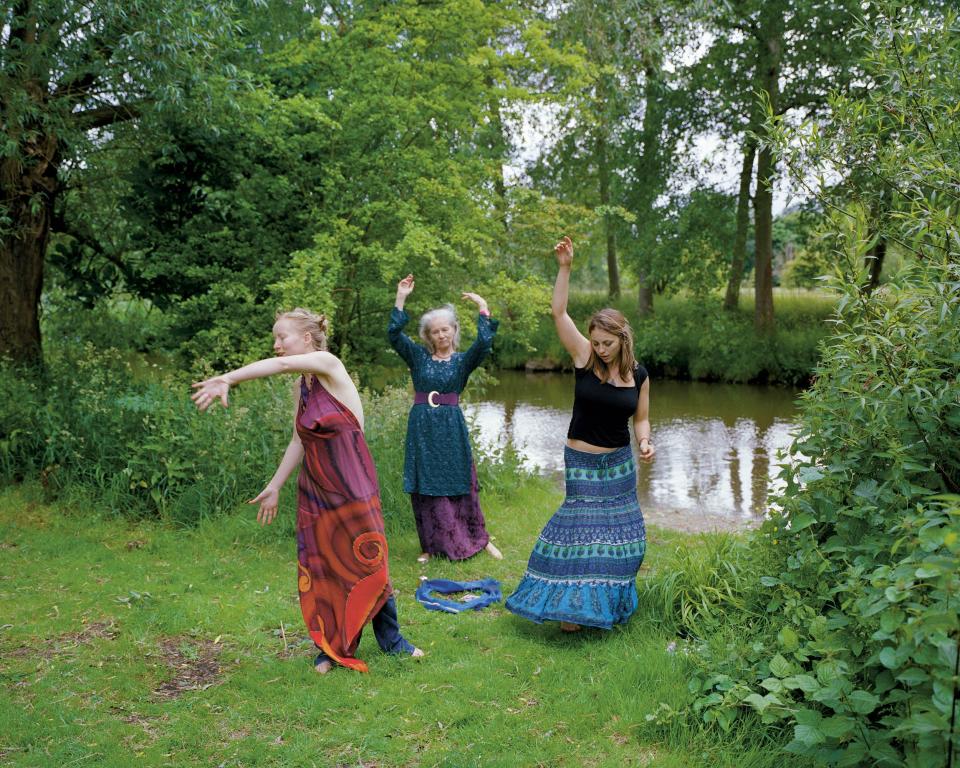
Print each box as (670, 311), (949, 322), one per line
(676, 8), (960, 766)
(2, 344), (530, 528)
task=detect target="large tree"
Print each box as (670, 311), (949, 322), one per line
(0, 0), (238, 364)
(688, 0), (869, 329)
(529, 0), (702, 310)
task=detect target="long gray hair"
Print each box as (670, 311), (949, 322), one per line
(418, 304), (460, 353)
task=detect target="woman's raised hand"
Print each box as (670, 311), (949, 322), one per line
(191, 376), (230, 411)
(396, 274), (415, 301)
(554, 236), (574, 268)
(461, 292), (488, 313)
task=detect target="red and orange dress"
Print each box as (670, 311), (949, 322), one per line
(295, 375), (413, 672)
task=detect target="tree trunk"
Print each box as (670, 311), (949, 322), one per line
(724, 141), (756, 311)
(865, 236), (885, 292)
(485, 72), (509, 240)
(753, 143), (775, 333)
(0, 232), (46, 366)
(597, 130), (620, 299)
(0, 136), (59, 365)
(632, 65), (666, 315)
(753, 12), (782, 334)
(637, 275), (654, 316)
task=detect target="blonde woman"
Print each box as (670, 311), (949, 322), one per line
(192, 308), (422, 673)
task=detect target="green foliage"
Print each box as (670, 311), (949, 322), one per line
(675, 8), (960, 765)
(781, 246), (834, 289)
(637, 534), (766, 638)
(494, 290), (831, 385)
(652, 189), (739, 298)
(0, 343), (527, 528)
(0, 345), (291, 523)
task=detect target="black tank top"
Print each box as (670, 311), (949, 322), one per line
(566, 364), (649, 448)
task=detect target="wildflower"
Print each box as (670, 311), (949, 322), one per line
(666, 641), (677, 654)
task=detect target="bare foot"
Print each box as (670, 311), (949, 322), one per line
(411, 647), (425, 658)
(559, 622), (582, 633)
(314, 658), (333, 674)
(416, 552), (430, 563)
(484, 541), (503, 560)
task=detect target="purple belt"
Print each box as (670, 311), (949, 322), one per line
(414, 390), (460, 408)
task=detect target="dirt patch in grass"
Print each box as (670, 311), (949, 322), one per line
(153, 637), (222, 699)
(2, 619), (119, 663)
(114, 708), (166, 739)
(72, 620), (119, 642)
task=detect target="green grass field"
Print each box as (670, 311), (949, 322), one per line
(0, 481), (803, 768)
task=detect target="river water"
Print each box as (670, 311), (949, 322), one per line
(464, 370), (800, 531)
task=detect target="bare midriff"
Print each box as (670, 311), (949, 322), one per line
(565, 438), (621, 454)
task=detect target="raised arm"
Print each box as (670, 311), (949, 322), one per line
(552, 236), (590, 367)
(388, 274), (420, 367)
(460, 292), (499, 373)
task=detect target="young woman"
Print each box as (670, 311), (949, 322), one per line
(191, 308), (422, 673)
(505, 237), (655, 631)
(388, 275), (503, 563)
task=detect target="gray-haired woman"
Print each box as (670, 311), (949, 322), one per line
(388, 274), (503, 563)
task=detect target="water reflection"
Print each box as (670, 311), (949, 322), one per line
(465, 371), (799, 522)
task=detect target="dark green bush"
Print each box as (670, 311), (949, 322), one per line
(677, 8), (960, 765)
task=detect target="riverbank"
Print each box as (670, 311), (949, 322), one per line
(0, 482), (802, 768)
(493, 290), (834, 387)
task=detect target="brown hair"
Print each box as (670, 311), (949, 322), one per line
(275, 307), (328, 351)
(586, 308), (637, 384)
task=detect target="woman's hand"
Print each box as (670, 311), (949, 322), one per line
(554, 235), (573, 268)
(461, 291), (488, 313)
(637, 438), (655, 463)
(191, 376), (231, 411)
(249, 486), (280, 525)
(396, 274), (415, 307)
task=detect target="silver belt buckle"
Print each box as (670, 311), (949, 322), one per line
(427, 390), (440, 408)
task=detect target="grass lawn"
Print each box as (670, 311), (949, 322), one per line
(0, 481), (801, 768)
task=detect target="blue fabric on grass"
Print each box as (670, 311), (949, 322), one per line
(415, 578), (502, 614)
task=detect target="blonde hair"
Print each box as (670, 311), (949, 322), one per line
(587, 308), (637, 384)
(275, 307), (328, 351)
(418, 304), (460, 353)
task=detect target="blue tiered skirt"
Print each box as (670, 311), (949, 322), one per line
(505, 445), (646, 629)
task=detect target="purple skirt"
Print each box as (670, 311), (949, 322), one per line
(410, 465), (490, 560)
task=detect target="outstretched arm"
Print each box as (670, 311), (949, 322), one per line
(552, 236), (591, 367)
(191, 351), (345, 411)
